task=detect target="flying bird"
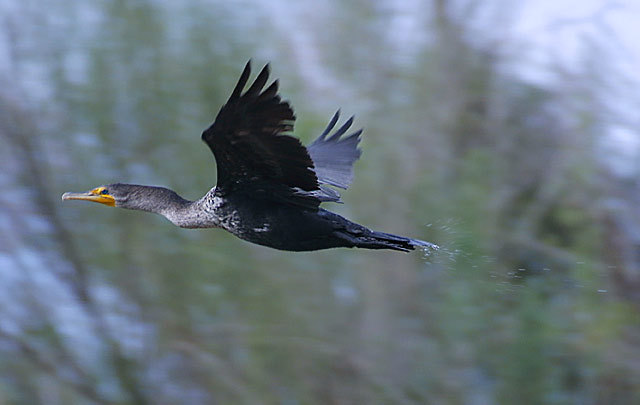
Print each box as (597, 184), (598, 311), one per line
(62, 62), (437, 252)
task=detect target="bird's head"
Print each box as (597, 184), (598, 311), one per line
(62, 183), (188, 214)
(62, 183), (137, 208)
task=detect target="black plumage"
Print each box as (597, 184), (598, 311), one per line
(62, 61), (438, 253)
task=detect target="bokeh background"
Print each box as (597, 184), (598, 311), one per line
(2, 0), (640, 404)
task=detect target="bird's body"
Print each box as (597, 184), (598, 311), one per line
(63, 62), (437, 253)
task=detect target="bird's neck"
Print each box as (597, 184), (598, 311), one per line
(120, 185), (223, 229)
(118, 185), (191, 225)
(161, 187), (223, 229)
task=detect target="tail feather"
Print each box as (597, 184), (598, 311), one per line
(318, 209), (438, 253)
(336, 229), (439, 253)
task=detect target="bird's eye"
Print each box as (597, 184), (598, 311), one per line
(101, 189), (109, 195)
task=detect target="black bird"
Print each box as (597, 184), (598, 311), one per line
(62, 62), (437, 252)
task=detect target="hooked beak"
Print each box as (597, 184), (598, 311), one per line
(62, 188), (116, 207)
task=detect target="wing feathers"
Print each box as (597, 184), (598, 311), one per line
(257, 80), (279, 102)
(230, 61), (252, 100)
(245, 63), (270, 98)
(328, 116), (354, 141)
(308, 111), (363, 191)
(201, 63), (363, 208)
(202, 62), (320, 207)
(318, 109), (340, 141)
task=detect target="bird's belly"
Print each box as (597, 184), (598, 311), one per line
(225, 205), (348, 251)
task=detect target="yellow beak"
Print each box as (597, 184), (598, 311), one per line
(62, 187), (116, 207)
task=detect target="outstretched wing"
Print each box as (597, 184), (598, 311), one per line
(307, 110), (362, 199)
(202, 61), (323, 207)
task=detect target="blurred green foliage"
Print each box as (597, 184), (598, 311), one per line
(1, 0), (639, 404)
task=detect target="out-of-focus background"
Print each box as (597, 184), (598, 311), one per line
(1, 0), (640, 403)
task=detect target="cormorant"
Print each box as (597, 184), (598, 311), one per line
(62, 62), (437, 252)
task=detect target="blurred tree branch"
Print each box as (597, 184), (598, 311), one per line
(0, 329), (105, 404)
